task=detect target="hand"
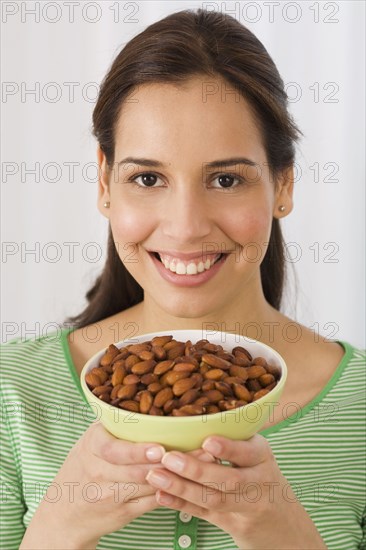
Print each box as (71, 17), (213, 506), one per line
(20, 421), (165, 549)
(20, 421), (218, 550)
(145, 434), (327, 550)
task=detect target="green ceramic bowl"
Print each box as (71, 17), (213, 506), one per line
(80, 330), (287, 451)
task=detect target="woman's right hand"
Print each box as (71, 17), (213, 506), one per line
(20, 421), (216, 550)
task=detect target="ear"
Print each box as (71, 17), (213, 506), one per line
(96, 145), (111, 218)
(273, 165), (294, 219)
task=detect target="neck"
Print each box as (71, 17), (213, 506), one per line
(128, 283), (288, 349)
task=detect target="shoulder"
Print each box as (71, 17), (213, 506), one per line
(0, 329), (69, 387)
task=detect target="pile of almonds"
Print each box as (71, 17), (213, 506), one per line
(85, 335), (281, 416)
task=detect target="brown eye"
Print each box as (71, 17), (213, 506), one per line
(211, 173), (243, 190)
(218, 175), (236, 188)
(139, 174), (157, 186)
(128, 172), (164, 188)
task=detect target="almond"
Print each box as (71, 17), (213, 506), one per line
(205, 404), (220, 414)
(246, 365), (267, 379)
(125, 354), (141, 370)
(232, 346), (252, 360)
(85, 372), (102, 389)
(154, 387), (174, 408)
(162, 339), (178, 350)
(141, 373), (159, 385)
(163, 398), (179, 414)
(139, 391), (154, 414)
(229, 365), (248, 381)
(147, 382), (164, 394)
(165, 370), (191, 386)
(172, 377), (196, 396)
(138, 350), (155, 361)
(172, 404), (205, 416)
(123, 374), (140, 385)
(247, 379), (261, 392)
(152, 345), (167, 360)
(111, 364), (126, 386)
(253, 357), (268, 368)
(202, 389), (224, 403)
(117, 384), (137, 400)
(131, 359), (156, 375)
(92, 384), (112, 396)
(119, 400), (140, 412)
(214, 381), (234, 396)
(259, 373), (275, 387)
(127, 343), (151, 355)
(202, 380), (215, 392)
(204, 368), (226, 380)
(149, 405), (164, 416)
(201, 353), (232, 369)
(265, 364), (281, 379)
(172, 362), (197, 373)
(153, 360), (175, 375)
(111, 384), (123, 400)
(100, 344), (120, 367)
(151, 335), (173, 347)
(232, 352), (251, 367)
(233, 383), (252, 402)
(178, 388), (199, 407)
(167, 343), (186, 360)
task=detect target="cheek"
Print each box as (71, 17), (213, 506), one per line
(109, 207), (155, 249)
(226, 207), (272, 246)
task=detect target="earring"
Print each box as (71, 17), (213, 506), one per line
(103, 201), (110, 208)
(278, 205), (285, 212)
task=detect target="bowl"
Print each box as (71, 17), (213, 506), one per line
(80, 330), (287, 451)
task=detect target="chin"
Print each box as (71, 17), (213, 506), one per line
(153, 293), (217, 321)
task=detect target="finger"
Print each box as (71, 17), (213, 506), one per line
(187, 449), (218, 463)
(155, 489), (211, 520)
(145, 448), (252, 500)
(90, 423), (166, 465)
(201, 434), (271, 468)
(145, 465), (232, 512)
(122, 492), (161, 519)
(96, 458), (167, 485)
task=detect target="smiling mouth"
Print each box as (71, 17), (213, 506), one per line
(151, 251), (226, 275)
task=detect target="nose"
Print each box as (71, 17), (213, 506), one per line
(160, 184), (212, 245)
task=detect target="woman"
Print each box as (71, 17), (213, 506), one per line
(2, 8), (365, 550)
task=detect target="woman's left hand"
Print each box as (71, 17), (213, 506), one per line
(145, 434), (327, 549)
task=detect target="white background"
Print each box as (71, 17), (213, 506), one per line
(1, 1), (365, 347)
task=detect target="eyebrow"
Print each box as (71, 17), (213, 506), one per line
(117, 156), (258, 168)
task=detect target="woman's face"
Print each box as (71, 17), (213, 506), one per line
(98, 76), (293, 319)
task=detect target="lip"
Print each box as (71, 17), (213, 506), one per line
(148, 251), (229, 287)
(146, 249), (228, 261)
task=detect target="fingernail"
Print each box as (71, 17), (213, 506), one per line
(198, 451), (216, 462)
(145, 470), (171, 489)
(202, 438), (222, 456)
(161, 452), (185, 473)
(158, 491), (175, 505)
(146, 445), (165, 461)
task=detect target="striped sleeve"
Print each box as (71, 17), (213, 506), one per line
(0, 385), (27, 549)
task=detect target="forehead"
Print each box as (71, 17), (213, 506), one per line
(114, 77), (265, 162)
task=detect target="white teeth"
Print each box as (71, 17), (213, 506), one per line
(186, 262), (198, 275)
(170, 261), (177, 272)
(156, 253), (222, 275)
(176, 262), (186, 275)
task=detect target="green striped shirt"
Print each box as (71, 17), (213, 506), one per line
(1, 329), (365, 549)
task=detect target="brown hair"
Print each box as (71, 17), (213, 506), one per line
(67, 8), (302, 328)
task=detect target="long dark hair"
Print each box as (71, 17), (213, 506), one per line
(67, 8), (302, 328)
